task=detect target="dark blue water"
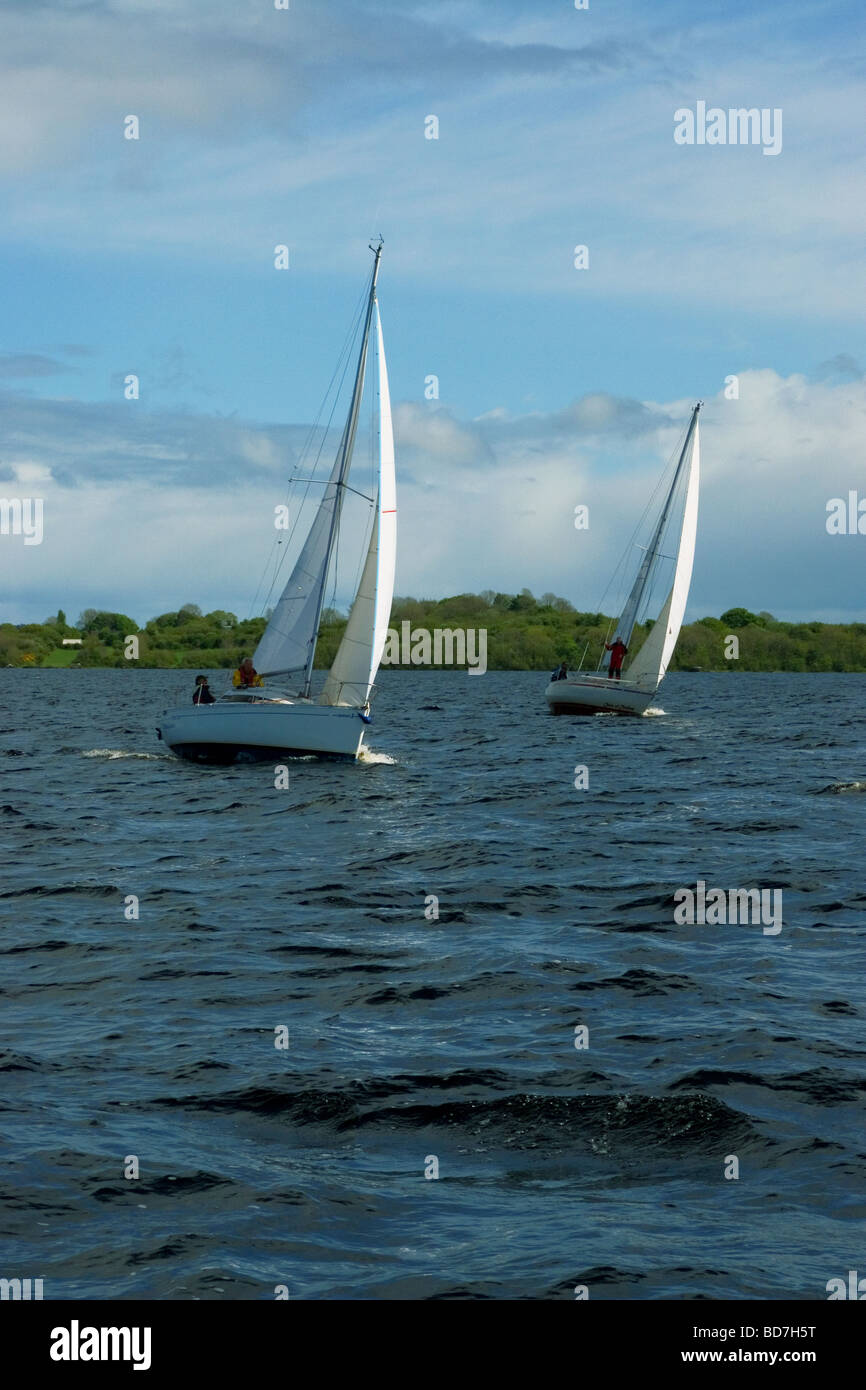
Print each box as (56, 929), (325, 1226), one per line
(1, 669), (864, 1299)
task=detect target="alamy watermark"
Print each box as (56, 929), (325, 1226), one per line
(0, 497), (43, 545)
(1, 1277), (43, 1299)
(674, 103), (782, 156)
(826, 492), (866, 535)
(674, 879), (783, 935)
(380, 622), (486, 674)
(827, 1270), (866, 1299)
(50, 1323), (151, 1370)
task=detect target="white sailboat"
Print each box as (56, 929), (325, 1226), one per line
(157, 241), (396, 762)
(545, 401), (701, 717)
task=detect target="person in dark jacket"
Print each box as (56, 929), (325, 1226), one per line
(550, 661), (568, 682)
(193, 675), (216, 705)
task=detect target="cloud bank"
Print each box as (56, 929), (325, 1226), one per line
(2, 369), (863, 626)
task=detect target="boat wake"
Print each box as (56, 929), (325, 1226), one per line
(81, 749), (171, 760)
(358, 748), (398, 765)
(643, 707), (665, 717)
(817, 780), (866, 795)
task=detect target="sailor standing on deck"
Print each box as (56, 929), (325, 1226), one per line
(605, 638), (628, 679)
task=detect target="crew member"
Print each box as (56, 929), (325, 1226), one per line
(233, 657), (263, 688)
(605, 638), (628, 680)
(193, 674), (216, 705)
(550, 661), (568, 682)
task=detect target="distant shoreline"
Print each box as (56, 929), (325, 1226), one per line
(4, 595), (866, 674)
(11, 667), (866, 676)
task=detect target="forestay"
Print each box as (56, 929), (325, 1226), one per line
(626, 418), (701, 688)
(320, 305), (396, 707)
(253, 245), (382, 682)
(607, 405), (700, 665)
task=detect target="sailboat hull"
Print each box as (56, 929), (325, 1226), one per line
(544, 677), (658, 717)
(157, 700), (368, 763)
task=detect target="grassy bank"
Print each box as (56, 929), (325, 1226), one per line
(3, 597), (866, 673)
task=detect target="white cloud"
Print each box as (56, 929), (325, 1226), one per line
(2, 1), (861, 320)
(3, 369), (863, 625)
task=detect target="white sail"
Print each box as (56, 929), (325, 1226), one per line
(627, 419), (700, 688)
(252, 450), (347, 678)
(320, 305), (396, 706)
(253, 246), (382, 681)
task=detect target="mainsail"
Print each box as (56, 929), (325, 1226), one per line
(626, 408), (701, 688)
(604, 402), (701, 669)
(252, 447), (350, 679)
(319, 304), (396, 707)
(252, 243), (383, 686)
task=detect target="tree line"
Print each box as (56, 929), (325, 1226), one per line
(3, 594), (866, 672)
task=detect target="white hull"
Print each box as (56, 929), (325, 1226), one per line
(157, 696), (368, 762)
(545, 676), (658, 717)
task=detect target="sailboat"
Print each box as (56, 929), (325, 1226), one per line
(545, 401), (701, 717)
(157, 240), (396, 762)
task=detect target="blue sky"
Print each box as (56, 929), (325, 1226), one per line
(1, 0), (864, 625)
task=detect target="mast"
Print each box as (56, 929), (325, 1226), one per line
(301, 239), (383, 698)
(606, 401), (702, 661)
(318, 299), (397, 708)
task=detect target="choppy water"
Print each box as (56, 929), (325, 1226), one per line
(1, 669), (864, 1300)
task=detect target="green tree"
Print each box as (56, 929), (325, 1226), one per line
(206, 610), (238, 629)
(77, 611), (139, 644)
(720, 607), (760, 628)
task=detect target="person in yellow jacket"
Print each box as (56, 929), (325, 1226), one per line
(233, 657), (264, 688)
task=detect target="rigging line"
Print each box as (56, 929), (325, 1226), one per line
(586, 418), (689, 619)
(283, 477), (373, 502)
(260, 316), (364, 611)
(257, 358), (366, 625)
(631, 447), (693, 628)
(325, 297), (380, 629)
(250, 285), (370, 620)
(585, 417), (691, 667)
(305, 279), (369, 469)
(283, 276), (369, 488)
(295, 279), (369, 482)
(325, 505), (344, 631)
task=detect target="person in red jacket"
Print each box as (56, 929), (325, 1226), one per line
(605, 637), (628, 679)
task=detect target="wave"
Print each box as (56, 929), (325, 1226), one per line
(816, 780), (866, 794)
(0, 883), (118, 900)
(153, 1083), (756, 1152)
(358, 748), (398, 765)
(81, 749), (170, 760)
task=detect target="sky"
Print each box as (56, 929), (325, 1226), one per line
(1, 0), (864, 626)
